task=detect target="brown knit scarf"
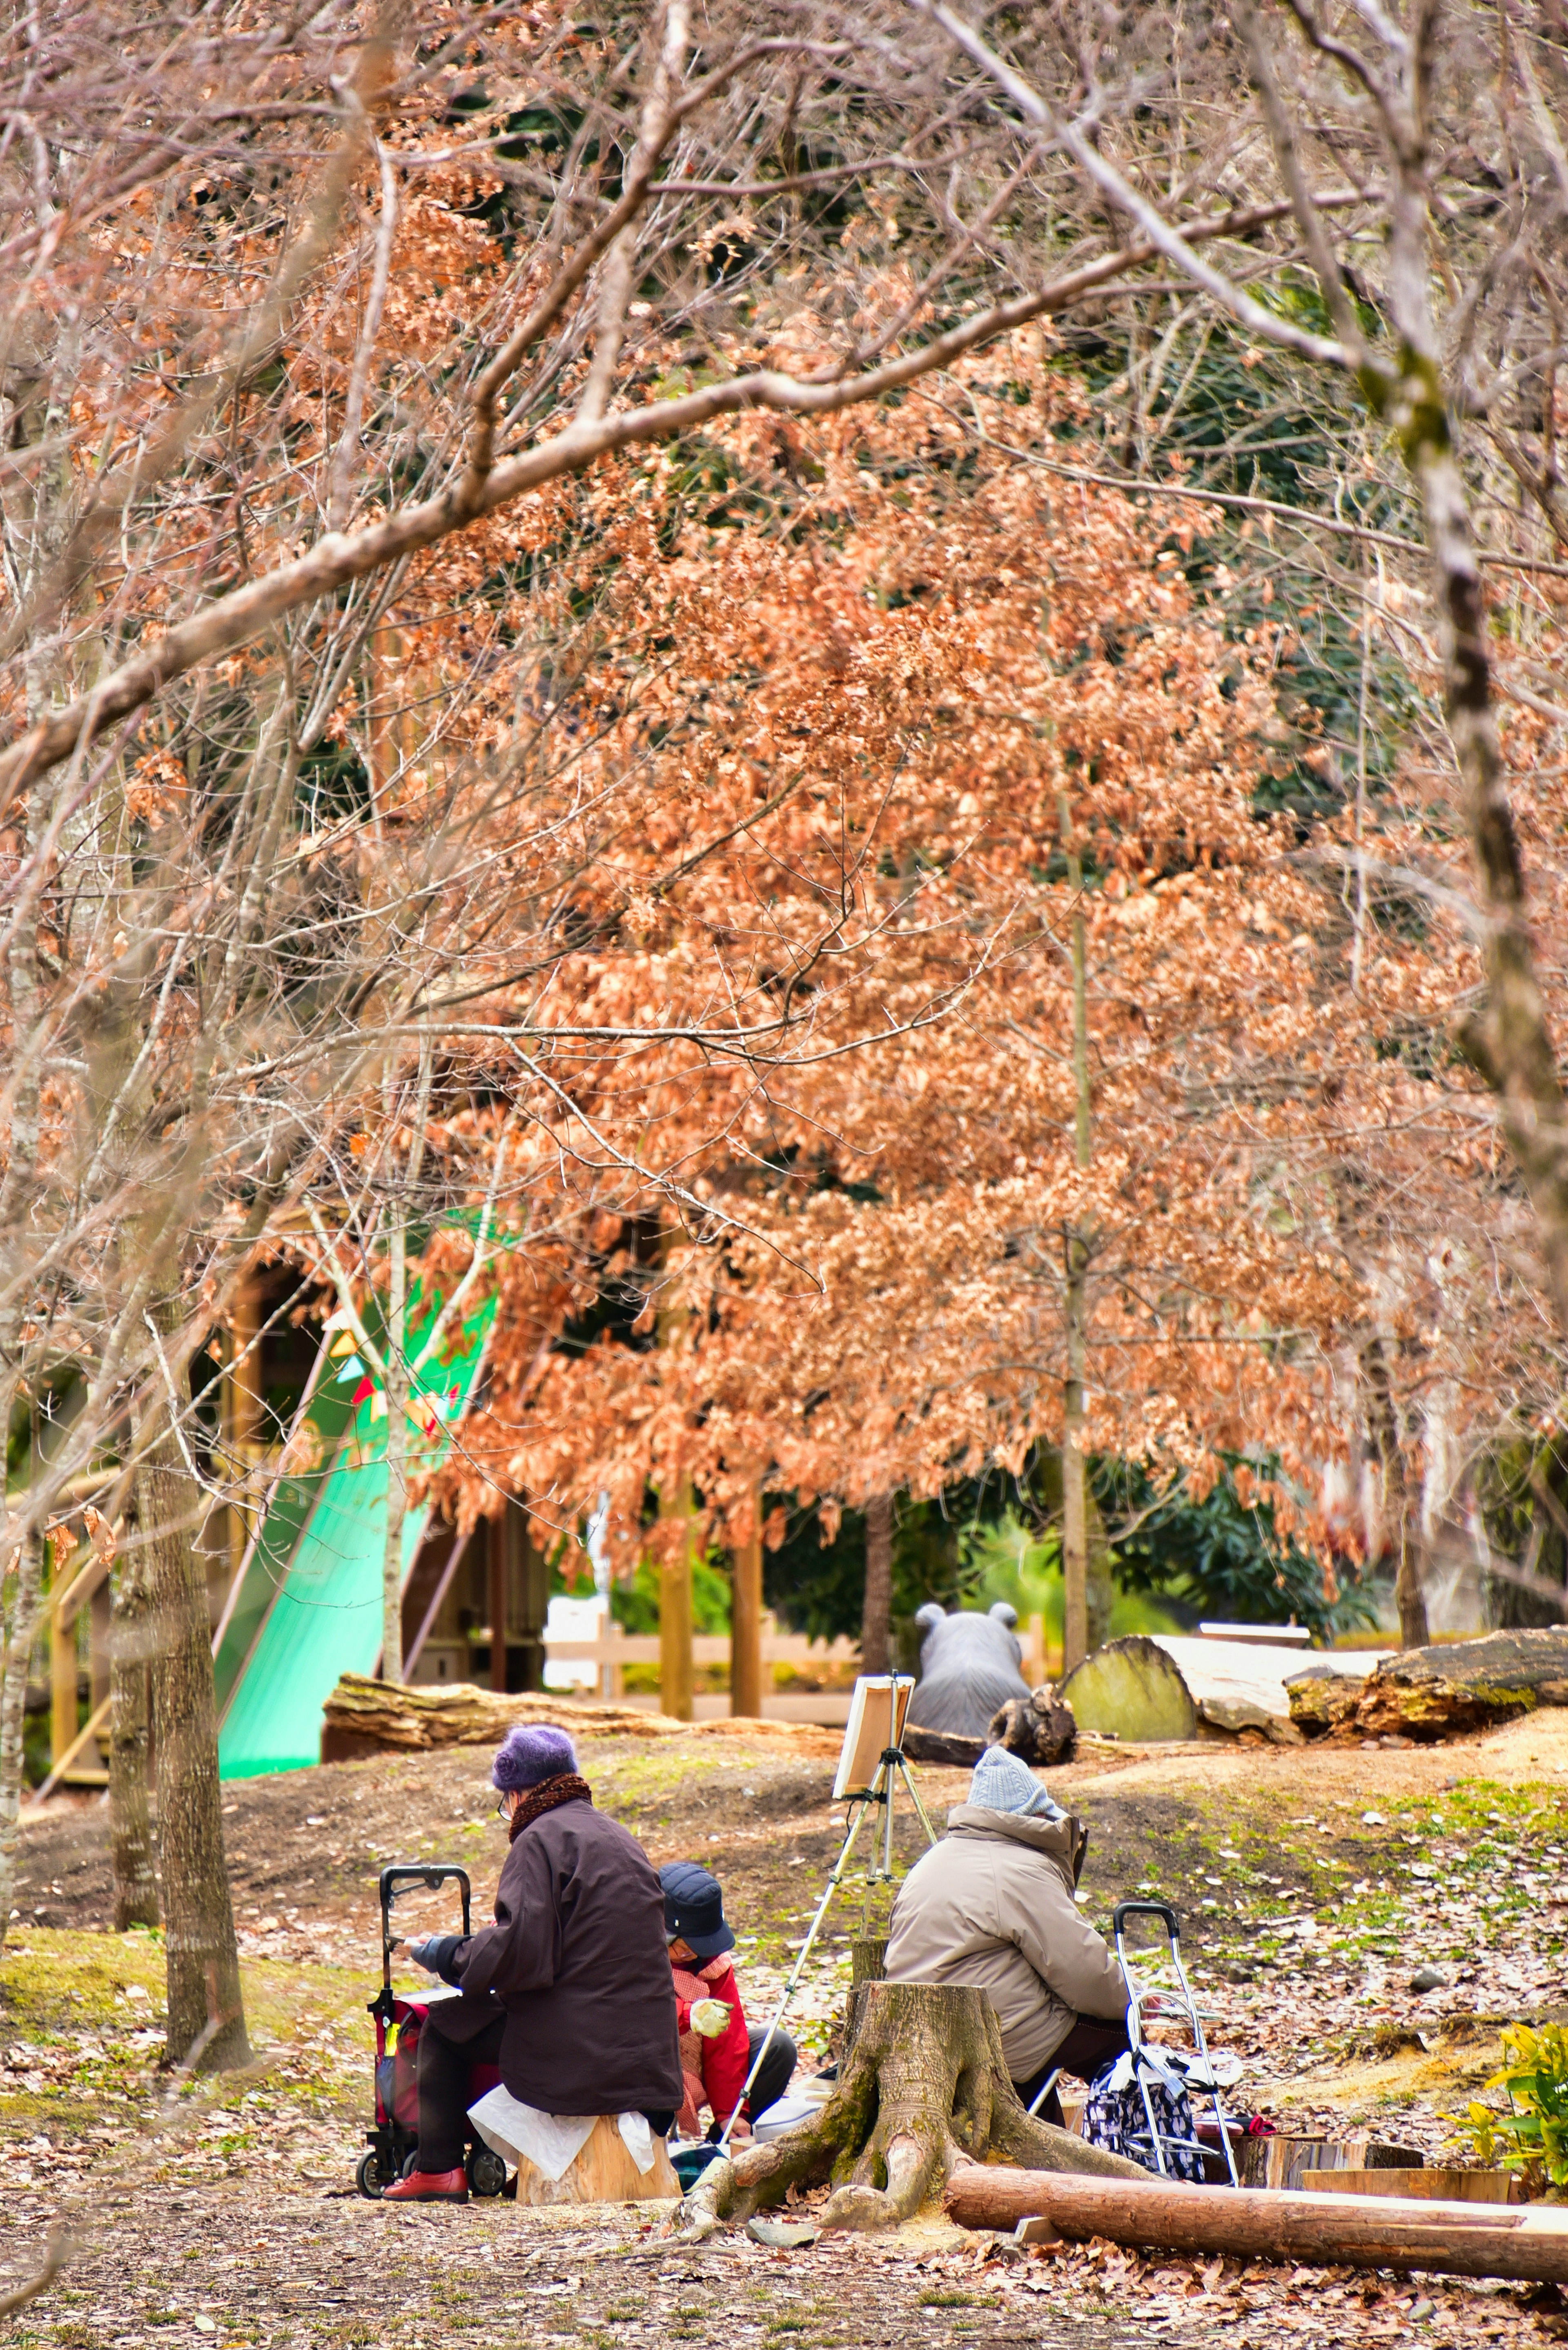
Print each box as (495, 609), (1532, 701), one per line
(507, 1771), (593, 1840)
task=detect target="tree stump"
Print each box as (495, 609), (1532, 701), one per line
(1055, 1637), (1197, 1743)
(676, 1980), (1143, 2239)
(512, 2114), (679, 2206)
(988, 1685), (1077, 1766)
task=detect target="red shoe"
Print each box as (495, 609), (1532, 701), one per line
(383, 2167), (469, 2203)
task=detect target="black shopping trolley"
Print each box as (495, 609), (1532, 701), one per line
(1109, 1899), (1241, 2185)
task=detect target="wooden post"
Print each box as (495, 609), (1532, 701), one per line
(731, 1485), (763, 1718)
(224, 1276), (263, 1592)
(1027, 1611), (1046, 1688)
(488, 1518), (508, 1695)
(506, 1501), (548, 1694)
(50, 1585), (76, 1777)
(89, 1576), (111, 1769)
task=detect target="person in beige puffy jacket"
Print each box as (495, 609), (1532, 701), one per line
(884, 1744), (1130, 2123)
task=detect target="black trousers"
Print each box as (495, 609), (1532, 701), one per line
(704, 2024), (797, 2139)
(1012, 2013), (1132, 2130)
(415, 2005), (505, 2173)
(414, 2004), (677, 2174)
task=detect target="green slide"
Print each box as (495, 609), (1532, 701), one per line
(216, 1269), (497, 1780)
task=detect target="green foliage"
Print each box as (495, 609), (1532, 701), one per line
(960, 1514), (1185, 1643)
(605, 1552), (733, 1638)
(1463, 2023), (1568, 2185)
(1050, 310), (1426, 828)
(1094, 1453), (1377, 1643)
(1476, 1430), (1568, 1630)
(762, 1493), (966, 1654)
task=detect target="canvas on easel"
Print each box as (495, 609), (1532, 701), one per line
(832, 1674), (915, 1802)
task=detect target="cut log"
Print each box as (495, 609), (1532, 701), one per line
(1237, 2133), (1424, 2190)
(674, 1981), (1144, 2241)
(987, 1686), (1077, 1767)
(511, 2114), (679, 2207)
(944, 2165), (1568, 2284)
(1352, 1628), (1568, 1740)
(1056, 1637), (1198, 1743)
(1302, 2167), (1519, 2205)
(1153, 1634), (1381, 1742)
(900, 1726), (985, 1769)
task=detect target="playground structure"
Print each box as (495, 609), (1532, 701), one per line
(35, 1244), (537, 1791)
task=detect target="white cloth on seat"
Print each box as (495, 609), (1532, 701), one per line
(467, 2085), (658, 2181)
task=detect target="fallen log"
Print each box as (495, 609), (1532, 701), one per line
(1351, 1627), (1568, 1740)
(944, 2165), (1568, 2283)
(318, 1673), (839, 1759)
(1286, 1667), (1365, 1738)
(901, 1725), (987, 1769)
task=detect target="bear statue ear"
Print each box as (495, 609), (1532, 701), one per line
(989, 1602), (1019, 1628)
(914, 1602), (946, 1630)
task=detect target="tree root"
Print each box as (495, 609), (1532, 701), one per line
(672, 1981), (1144, 2241)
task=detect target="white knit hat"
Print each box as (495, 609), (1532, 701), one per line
(968, 1744), (1065, 1820)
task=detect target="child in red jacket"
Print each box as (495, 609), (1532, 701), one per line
(660, 1861), (796, 2141)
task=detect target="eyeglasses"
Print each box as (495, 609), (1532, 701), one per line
(495, 1794), (512, 1818)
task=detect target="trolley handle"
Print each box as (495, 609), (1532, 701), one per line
(368, 1865), (472, 2022)
(379, 1864), (472, 1967)
(1112, 1898), (1181, 1940)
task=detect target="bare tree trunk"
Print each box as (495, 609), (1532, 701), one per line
(1232, 3), (1568, 1340)
(1061, 1337), (1089, 1675)
(730, 1481), (763, 1717)
(380, 1214), (410, 1684)
(109, 1539), (159, 1932)
(1059, 789), (1096, 1674)
(488, 1517), (508, 1694)
(1419, 429), (1568, 1330)
(0, 1530), (45, 1959)
(1085, 1483), (1114, 1655)
(862, 1492), (893, 1676)
(140, 1383), (250, 2070)
(678, 1980), (1140, 2242)
(1363, 1336), (1429, 1650)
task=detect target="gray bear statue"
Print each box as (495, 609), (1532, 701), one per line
(904, 1602), (1034, 1741)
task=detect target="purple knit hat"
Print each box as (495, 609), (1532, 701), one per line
(492, 1723), (579, 1792)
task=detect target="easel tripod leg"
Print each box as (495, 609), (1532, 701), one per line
(715, 1792), (876, 2151)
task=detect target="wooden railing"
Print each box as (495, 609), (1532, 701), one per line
(540, 1613), (1054, 1696)
(541, 1625), (859, 1700)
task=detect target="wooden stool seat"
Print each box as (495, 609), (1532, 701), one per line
(512, 2113), (679, 2206)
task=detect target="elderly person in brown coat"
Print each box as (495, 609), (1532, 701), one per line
(884, 1744), (1129, 2123)
(385, 1723), (683, 2202)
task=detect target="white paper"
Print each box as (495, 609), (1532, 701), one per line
(616, 2112), (656, 2174)
(467, 2085), (659, 2182)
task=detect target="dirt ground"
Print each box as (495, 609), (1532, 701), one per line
(7, 1709), (1568, 2349)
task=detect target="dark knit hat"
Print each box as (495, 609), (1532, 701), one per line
(659, 1861), (735, 1960)
(492, 1723), (578, 1792)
